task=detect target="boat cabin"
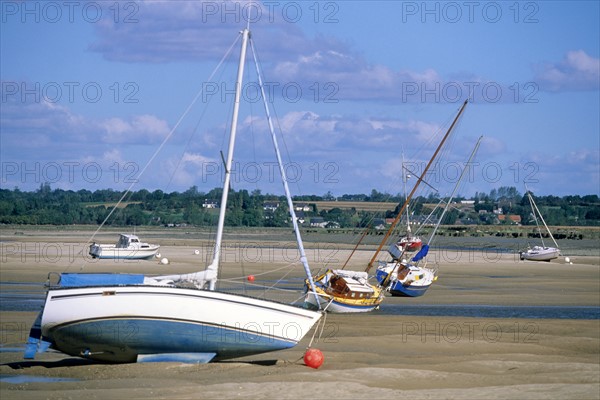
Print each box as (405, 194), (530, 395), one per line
(116, 234), (141, 248)
(326, 275), (375, 299)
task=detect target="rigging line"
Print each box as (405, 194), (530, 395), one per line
(251, 39), (304, 199)
(387, 111), (465, 242)
(366, 100), (469, 272)
(74, 34), (243, 272)
(249, 37), (320, 306)
(375, 112), (460, 236)
(425, 136), (483, 247)
(245, 54), (260, 195)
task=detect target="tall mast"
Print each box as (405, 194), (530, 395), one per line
(426, 136), (482, 245)
(249, 39), (320, 306)
(366, 99), (468, 272)
(401, 149), (412, 235)
(525, 184), (560, 249)
(207, 28), (250, 289)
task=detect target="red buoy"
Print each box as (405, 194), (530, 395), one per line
(247, 275), (255, 282)
(303, 348), (324, 369)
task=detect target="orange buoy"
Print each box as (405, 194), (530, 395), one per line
(247, 275), (255, 282)
(303, 348), (324, 369)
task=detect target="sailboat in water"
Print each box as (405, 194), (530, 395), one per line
(305, 100), (470, 311)
(519, 186), (561, 262)
(24, 27), (323, 363)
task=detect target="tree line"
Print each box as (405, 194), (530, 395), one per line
(0, 184), (598, 227)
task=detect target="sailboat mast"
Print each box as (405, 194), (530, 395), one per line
(526, 185), (560, 249)
(526, 190), (545, 247)
(249, 39), (320, 303)
(208, 28), (250, 282)
(401, 150), (412, 235)
(366, 99), (469, 272)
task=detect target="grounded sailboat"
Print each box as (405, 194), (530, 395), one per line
(389, 153), (423, 257)
(376, 136), (482, 297)
(24, 27), (323, 363)
(519, 186), (561, 262)
(89, 234), (160, 260)
(305, 100), (470, 312)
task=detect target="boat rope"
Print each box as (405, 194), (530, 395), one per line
(285, 312), (328, 366)
(366, 100), (469, 272)
(73, 34), (242, 272)
(249, 37), (321, 307)
(307, 311), (327, 347)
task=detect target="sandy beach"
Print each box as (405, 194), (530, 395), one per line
(1, 228), (598, 399)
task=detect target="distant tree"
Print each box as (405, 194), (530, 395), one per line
(585, 207), (600, 220)
(323, 191), (335, 201)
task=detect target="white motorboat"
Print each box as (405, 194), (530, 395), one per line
(89, 234), (160, 260)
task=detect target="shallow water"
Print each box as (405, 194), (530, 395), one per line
(378, 303), (600, 319)
(2, 280), (598, 319)
(0, 374), (79, 384)
(0, 282), (46, 312)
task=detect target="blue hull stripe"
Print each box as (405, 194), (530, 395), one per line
(376, 270), (430, 297)
(48, 315), (297, 345)
(388, 282), (430, 297)
(49, 317), (296, 362)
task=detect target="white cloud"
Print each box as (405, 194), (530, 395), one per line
(89, 1), (343, 64)
(101, 114), (170, 144)
(534, 50), (600, 92)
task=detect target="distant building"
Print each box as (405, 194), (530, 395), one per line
(293, 203), (311, 212)
(295, 211), (306, 224)
(498, 214), (521, 224)
(202, 199), (219, 209)
(309, 217), (327, 228)
(263, 202), (279, 212)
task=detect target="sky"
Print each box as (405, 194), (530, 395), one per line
(1, 0), (599, 199)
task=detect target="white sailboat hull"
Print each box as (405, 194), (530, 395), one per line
(89, 244), (160, 260)
(39, 285), (322, 362)
(520, 246), (560, 262)
(376, 263), (436, 297)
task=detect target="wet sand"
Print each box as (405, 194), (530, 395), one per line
(1, 229), (599, 399)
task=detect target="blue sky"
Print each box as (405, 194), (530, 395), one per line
(1, 0), (599, 198)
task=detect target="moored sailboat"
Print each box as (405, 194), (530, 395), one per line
(376, 135), (483, 297)
(24, 27), (323, 363)
(389, 153), (422, 256)
(305, 100), (470, 311)
(519, 186), (561, 262)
